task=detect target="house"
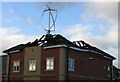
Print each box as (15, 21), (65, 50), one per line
(0, 55), (8, 82)
(0, 56), (2, 82)
(3, 34), (116, 81)
(113, 65), (120, 81)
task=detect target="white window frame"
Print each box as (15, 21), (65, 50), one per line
(68, 58), (75, 71)
(29, 60), (36, 71)
(13, 61), (20, 72)
(46, 57), (54, 71)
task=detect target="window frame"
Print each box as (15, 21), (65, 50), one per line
(107, 66), (111, 77)
(46, 57), (55, 71)
(29, 60), (36, 71)
(13, 60), (20, 72)
(68, 58), (75, 71)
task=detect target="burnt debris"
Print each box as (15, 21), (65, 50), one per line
(3, 34), (116, 60)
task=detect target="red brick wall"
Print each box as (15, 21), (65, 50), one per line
(67, 49), (112, 80)
(9, 50), (24, 80)
(40, 47), (60, 80)
(0, 77), (2, 82)
(7, 46), (112, 81)
(40, 47), (112, 80)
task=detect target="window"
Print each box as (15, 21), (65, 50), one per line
(13, 61), (20, 72)
(107, 66), (111, 77)
(46, 58), (54, 70)
(107, 66), (110, 71)
(29, 60), (36, 71)
(68, 58), (75, 71)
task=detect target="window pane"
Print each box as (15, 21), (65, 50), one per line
(72, 60), (74, 70)
(33, 66), (36, 70)
(13, 65), (15, 71)
(69, 59), (72, 69)
(17, 66), (19, 71)
(17, 62), (20, 66)
(46, 66), (49, 70)
(13, 62), (16, 66)
(29, 66), (32, 71)
(50, 66), (53, 69)
(51, 60), (54, 66)
(33, 62), (36, 66)
(47, 60), (50, 65)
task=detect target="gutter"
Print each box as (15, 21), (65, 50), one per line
(65, 45), (70, 81)
(111, 61), (113, 82)
(6, 53), (10, 82)
(65, 46), (70, 82)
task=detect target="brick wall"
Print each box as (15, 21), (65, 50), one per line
(9, 50), (24, 80)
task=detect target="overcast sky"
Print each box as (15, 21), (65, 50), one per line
(1, 0), (119, 67)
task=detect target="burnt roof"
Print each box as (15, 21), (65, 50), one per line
(3, 34), (76, 53)
(113, 65), (120, 70)
(3, 44), (25, 53)
(43, 34), (77, 47)
(3, 34), (116, 60)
